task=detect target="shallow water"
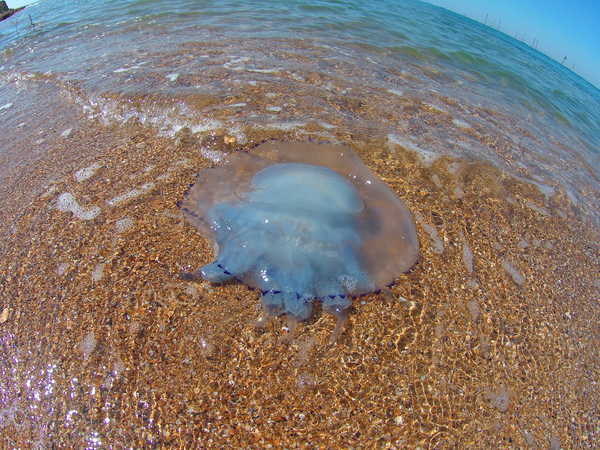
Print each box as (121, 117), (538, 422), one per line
(1, 0), (599, 224)
(0, 0), (599, 448)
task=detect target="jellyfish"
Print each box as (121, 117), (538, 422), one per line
(179, 141), (419, 324)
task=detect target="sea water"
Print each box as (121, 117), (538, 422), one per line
(0, 0), (598, 223)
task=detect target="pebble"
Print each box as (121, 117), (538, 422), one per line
(92, 263), (106, 282)
(462, 239), (474, 273)
(453, 185), (465, 199)
(80, 331), (97, 360)
(0, 307), (9, 323)
(486, 386), (511, 412)
(57, 263), (69, 276)
(467, 300), (480, 322)
(414, 212), (444, 254)
(501, 258), (525, 285)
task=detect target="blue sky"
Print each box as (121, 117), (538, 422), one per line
(425, 0), (600, 88)
(6, 0), (37, 8)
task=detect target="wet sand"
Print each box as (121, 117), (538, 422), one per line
(0, 94), (598, 448)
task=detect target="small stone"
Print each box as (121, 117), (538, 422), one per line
(394, 416), (404, 425)
(57, 263), (69, 276)
(486, 386), (511, 412)
(80, 331), (97, 360)
(224, 135), (236, 145)
(467, 300), (480, 322)
(522, 430), (536, 447)
(549, 435), (561, 450)
(453, 185), (465, 199)
(501, 259), (525, 285)
(92, 263), (106, 282)
(462, 241), (474, 273)
(0, 307), (9, 323)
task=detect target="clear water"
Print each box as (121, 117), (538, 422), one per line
(1, 0), (599, 221)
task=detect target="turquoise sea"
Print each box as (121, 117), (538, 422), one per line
(1, 0), (599, 221)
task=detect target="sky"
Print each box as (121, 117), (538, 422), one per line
(6, 0), (37, 8)
(425, 0), (600, 88)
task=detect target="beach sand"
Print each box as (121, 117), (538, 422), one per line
(0, 92), (598, 448)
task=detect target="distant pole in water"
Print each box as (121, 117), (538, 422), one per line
(561, 56), (568, 64)
(484, 13), (488, 25)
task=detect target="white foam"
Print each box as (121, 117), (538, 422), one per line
(224, 56), (250, 70)
(317, 121), (336, 129)
(387, 89), (404, 96)
(387, 134), (439, 166)
(266, 106), (282, 112)
(166, 73), (179, 82)
(190, 119), (223, 134)
(74, 162), (102, 182)
(247, 67), (281, 74)
(55, 193), (101, 220)
(263, 121), (306, 131)
(227, 124), (247, 144)
(61, 128), (73, 137)
(200, 147), (226, 163)
(115, 217), (134, 233)
(0, 103), (12, 112)
(424, 103), (448, 113)
(106, 183), (155, 207)
(452, 118), (471, 129)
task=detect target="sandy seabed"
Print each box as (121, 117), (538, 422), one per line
(0, 91), (598, 449)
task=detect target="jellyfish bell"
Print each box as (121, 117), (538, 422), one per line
(179, 141), (419, 325)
